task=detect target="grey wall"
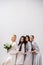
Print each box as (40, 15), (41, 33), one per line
(0, 0), (43, 65)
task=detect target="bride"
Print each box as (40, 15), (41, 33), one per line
(2, 34), (19, 65)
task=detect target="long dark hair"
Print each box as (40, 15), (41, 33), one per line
(25, 35), (30, 43)
(18, 36), (25, 51)
(24, 35), (30, 52)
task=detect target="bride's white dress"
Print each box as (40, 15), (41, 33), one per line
(3, 42), (19, 65)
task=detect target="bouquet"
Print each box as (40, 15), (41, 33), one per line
(4, 43), (12, 51)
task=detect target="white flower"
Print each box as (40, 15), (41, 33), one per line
(4, 43), (12, 50)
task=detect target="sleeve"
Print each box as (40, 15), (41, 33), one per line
(14, 44), (19, 53)
(21, 44), (25, 53)
(33, 42), (40, 52)
(9, 43), (19, 55)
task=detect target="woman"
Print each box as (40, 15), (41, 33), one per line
(23, 35), (32, 65)
(16, 36), (26, 65)
(2, 35), (19, 65)
(30, 35), (42, 65)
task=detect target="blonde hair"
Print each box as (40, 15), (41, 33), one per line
(11, 34), (16, 38)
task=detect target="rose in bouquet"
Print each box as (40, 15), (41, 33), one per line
(4, 43), (12, 51)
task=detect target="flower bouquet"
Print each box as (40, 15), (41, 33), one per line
(4, 43), (12, 52)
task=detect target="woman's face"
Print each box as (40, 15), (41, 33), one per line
(11, 36), (16, 42)
(25, 37), (29, 42)
(30, 36), (33, 42)
(20, 37), (24, 43)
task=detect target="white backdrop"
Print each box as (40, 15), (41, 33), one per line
(0, 0), (43, 65)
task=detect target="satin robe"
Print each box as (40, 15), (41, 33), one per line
(3, 42), (19, 65)
(16, 43), (25, 65)
(23, 41), (32, 65)
(32, 42), (42, 65)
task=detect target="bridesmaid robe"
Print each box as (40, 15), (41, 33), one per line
(16, 43), (25, 65)
(23, 41), (32, 65)
(3, 42), (19, 65)
(32, 42), (42, 65)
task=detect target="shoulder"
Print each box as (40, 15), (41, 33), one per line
(27, 41), (31, 46)
(22, 43), (24, 45)
(28, 41), (31, 43)
(32, 42), (39, 48)
(12, 42), (17, 46)
(28, 41), (31, 45)
(22, 43), (25, 47)
(32, 42), (38, 46)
